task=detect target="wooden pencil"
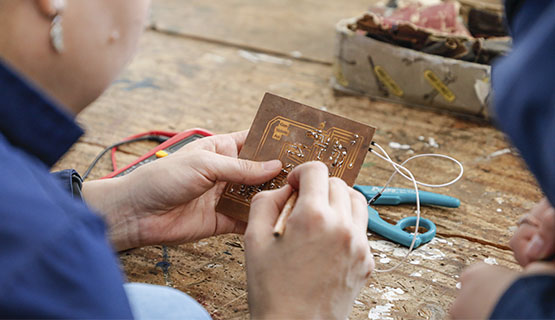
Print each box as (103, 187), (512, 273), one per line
(272, 191), (298, 237)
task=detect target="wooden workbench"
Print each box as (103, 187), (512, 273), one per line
(53, 0), (542, 318)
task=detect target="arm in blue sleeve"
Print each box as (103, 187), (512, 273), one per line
(490, 1), (555, 317)
(0, 215), (134, 318)
(491, 275), (555, 319)
(492, 0), (555, 206)
(0, 151), (133, 318)
(51, 169), (84, 200)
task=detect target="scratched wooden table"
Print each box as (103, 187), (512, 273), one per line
(53, 1), (542, 319)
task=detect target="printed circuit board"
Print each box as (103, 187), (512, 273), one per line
(216, 93), (376, 221)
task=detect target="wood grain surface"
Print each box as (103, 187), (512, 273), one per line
(52, 1), (540, 319)
(149, 0), (374, 64)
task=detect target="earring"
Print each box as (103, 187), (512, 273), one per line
(49, 0), (66, 54)
(50, 14), (64, 53)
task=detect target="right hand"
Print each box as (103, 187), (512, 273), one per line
(510, 198), (555, 266)
(244, 162), (374, 319)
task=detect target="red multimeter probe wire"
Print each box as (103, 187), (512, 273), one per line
(102, 128), (213, 179)
(109, 130), (177, 172)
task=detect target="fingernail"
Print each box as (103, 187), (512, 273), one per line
(526, 234), (545, 259)
(263, 160), (282, 171)
(52, 0), (66, 11)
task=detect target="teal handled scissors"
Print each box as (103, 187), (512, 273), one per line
(354, 185), (460, 248)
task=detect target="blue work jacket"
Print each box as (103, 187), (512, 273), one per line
(489, 0), (555, 318)
(1, 0), (555, 316)
(0, 61), (133, 318)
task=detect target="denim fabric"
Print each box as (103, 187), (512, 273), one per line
(124, 283), (212, 320)
(0, 60), (133, 318)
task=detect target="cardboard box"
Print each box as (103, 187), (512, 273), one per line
(332, 17), (492, 118)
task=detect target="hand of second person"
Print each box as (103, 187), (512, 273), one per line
(510, 198), (555, 266)
(450, 263), (518, 319)
(245, 162), (374, 319)
(450, 260), (555, 319)
(83, 131), (282, 251)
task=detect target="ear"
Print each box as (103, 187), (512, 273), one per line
(35, 0), (65, 17)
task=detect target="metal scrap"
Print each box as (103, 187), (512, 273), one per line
(350, 1), (510, 64)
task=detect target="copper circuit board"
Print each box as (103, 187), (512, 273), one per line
(216, 93), (376, 222)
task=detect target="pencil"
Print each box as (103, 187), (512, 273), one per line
(272, 191), (298, 237)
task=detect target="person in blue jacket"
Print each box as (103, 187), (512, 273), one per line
(451, 0), (555, 318)
(0, 0), (373, 319)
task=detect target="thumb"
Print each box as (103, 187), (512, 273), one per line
(195, 152), (282, 185)
(526, 232), (555, 262)
(247, 185), (293, 238)
(525, 203), (555, 261)
(525, 234), (546, 261)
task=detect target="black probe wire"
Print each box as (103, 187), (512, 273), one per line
(82, 135), (168, 180)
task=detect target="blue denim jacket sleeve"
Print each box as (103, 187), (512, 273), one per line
(493, 0), (555, 207)
(0, 143), (134, 319)
(0, 59), (134, 319)
(491, 275), (555, 319)
(51, 169), (84, 201)
(489, 0), (555, 318)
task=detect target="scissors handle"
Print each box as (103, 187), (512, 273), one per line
(367, 207), (436, 248)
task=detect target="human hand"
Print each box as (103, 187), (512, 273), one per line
(510, 198), (555, 266)
(83, 131), (282, 251)
(450, 263), (518, 319)
(451, 260), (555, 319)
(244, 162), (374, 320)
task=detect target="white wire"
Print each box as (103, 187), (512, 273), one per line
(370, 149), (420, 273)
(373, 143), (464, 188)
(369, 142), (464, 273)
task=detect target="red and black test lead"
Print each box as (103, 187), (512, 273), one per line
(82, 131), (177, 180)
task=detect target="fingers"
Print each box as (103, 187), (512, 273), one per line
(195, 151), (282, 185)
(329, 177), (352, 223)
(510, 223), (536, 266)
(347, 187), (372, 277)
(247, 185), (293, 238)
(350, 188), (369, 234)
(535, 203), (555, 259)
(227, 130), (249, 153)
(288, 161), (329, 203)
(287, 162), (369, 229)
(510, 199), (555, 266)
(211, 130), (250, 155)
(524, 234), (547, 263)
(232, 220), (247, 234)
(213, 212), (248, 235)
(180, 130), (249, 156)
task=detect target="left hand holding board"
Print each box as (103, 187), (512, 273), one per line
(83, 130), (282, 251)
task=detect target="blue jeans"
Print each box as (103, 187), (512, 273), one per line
(124, 283), (212, 320)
